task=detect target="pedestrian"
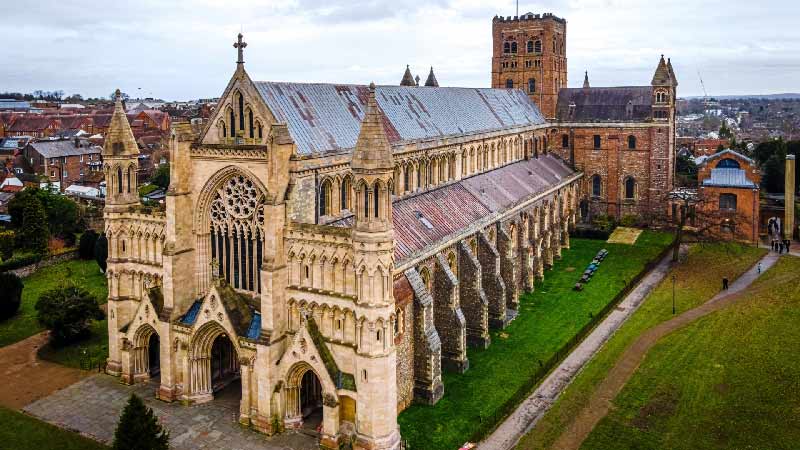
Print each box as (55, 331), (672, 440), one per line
(773, 240), (778, 251)
(722, 277), (729, 290)
(786, 239), (792, 253)
(758, 262), (762, 274)
(779, 241), (784, 254)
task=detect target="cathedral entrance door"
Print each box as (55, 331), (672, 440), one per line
(300, 370), (323, 431)
(210, 334), (239, 392)
(148, 333), (160, 377)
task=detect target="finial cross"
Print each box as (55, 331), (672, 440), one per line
(234, 33), (247, 64)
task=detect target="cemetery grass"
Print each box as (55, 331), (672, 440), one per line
(0, 405), (108, 450)
(516, 242), (768, 450)
(398, 231), (674, 450)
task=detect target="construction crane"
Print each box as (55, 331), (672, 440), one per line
(697, 70), (710, 113)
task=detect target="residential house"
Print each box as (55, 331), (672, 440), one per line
(22, 137), (104, 190)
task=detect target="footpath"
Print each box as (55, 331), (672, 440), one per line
(549, 252), (780, 450)
(479, 250), (676, 450)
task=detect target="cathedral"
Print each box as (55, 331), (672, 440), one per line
(103, 12), (674, 450)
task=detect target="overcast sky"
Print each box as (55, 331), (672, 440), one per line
(3, 0), (798, 100)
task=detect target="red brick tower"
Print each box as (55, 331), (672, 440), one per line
(491, 12), (567, 119)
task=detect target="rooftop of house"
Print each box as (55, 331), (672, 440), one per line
(28, 138), (102, 158)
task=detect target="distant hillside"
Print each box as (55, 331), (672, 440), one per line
(682, 93), (800, 100)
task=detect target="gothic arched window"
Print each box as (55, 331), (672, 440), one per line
(562, 134), (569, 149)
(341, 176), (352, 210)
(319, 179), (332, 217)
(238, 93), (245, 131)
(363, 186), (369, 218)
(591, 174), (602, 197)
(503, 42), (510, 53)
(534, 40), (542, 53)
(628, 135), (637, 149)
(248, 109), (254, 138)
(506, 79), (514, 89)
(528, 78), (536, 93)
(373, 183), (380, 218)
(117, 167), (123, 194)
(229, 109), (235, 136)
(208, 175), (265, 292)
(126, 167), (132, 193)
(510, 41), (518, 53)
(527, 40), (534, 53)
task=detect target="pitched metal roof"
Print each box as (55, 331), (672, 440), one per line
(28, 139), (102, 158)
(556, 86), (653, 122)
(702, 168), (757, 189)
(253, 82), (546, 155)
(331, 155), (576, 263)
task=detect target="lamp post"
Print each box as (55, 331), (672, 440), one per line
(672, 275), (676, 315)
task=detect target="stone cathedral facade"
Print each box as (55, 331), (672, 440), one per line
(104, 27), (610, 449)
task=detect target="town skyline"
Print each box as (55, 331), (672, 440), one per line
(3, 0), (798, 101)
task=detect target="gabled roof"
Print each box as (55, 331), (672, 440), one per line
(702, 168), (757, 189)
(8, 116), (57, 132)
(28, 139), (102, 158)
(698, 148), (754, 166)
(254, 82), (546, 155)
(556, 86), (652, 122)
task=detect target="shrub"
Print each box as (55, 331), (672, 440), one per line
(620, 214), (639, 228)
(0, 253), (42, 272)
(592, 214), (617, 233)
(94, 233), (108, 273)
(20, 195), (50, 255)
(113, 394), (169, 450)
(79, 230), (99, 260)
(35, 284), (104, 344)
(0, 272), (23, 320)
(0, 230), (13, 260)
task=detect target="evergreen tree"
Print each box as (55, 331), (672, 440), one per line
(79, 230), (99, 260)
(20, 195), (50, 255)
(0, 272), (23, 320)
(94, 233), (108, 273)
(112, 394), (169, 450)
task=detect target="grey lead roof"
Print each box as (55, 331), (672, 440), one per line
(253, 82), (546, 155)
(29, 139), (102, 158)
(556, 86), (653, 122)
(702, 168), (757, 189)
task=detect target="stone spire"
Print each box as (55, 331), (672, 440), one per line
(582, 70), (590, 89)
(400, 65), (416, 86)
(667, 58), (678, 87)
(352, 83), (393, 171)
(651, 54), (674, 86)
(424, 67), (439, 87)
(103, 89), (139, 157)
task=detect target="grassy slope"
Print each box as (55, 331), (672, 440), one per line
(0, 259), (107, 347)
(581, 255), (800, 450)
(0, 406), (108, 450)
(398, 231), (673, 450)
(517, 243), (767, 450)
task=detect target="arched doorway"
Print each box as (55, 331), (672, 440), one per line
(148, 333), (160, 377)
(210, 334), (239, 392)
(300, 370), (323, 431)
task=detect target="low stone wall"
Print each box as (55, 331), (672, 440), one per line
(11, 250), (80, 278)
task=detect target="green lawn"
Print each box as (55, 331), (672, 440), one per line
(0, 259), (108, 348)
(0, 406), (108, 450)
(580, 255), (800, 450)
(517, 242), (767, 450)
(398, 231), (674, 450)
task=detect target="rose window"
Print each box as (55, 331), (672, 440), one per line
(224, 175), (259, 219)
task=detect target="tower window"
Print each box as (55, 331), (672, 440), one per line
(373, 184), (380, 218)
(503, 42), (510, 53)
(534, 40), (542, 53)
(528, 78), (536, 93)
(527, 41), (534, 53)
(628, 135), (637, 149)
(117, 167), (123, 194)
(363, 188), (369, 218)
(510, 41), (517, 53)
(562, 134), (569, 149)
(593, 135), (601, 149)
(506, 79), (514, 89)
(624, 177), (636, 199)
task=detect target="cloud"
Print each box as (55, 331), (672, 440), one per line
(2, 0), (799, 99)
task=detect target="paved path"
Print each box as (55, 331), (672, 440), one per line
(0, 331), (90, 409)
(479, 251), (676, 450)
(25, 375), (318, 450)
(549, 252), (780, 450)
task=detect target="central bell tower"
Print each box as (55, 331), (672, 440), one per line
(491, 12), (567, 119)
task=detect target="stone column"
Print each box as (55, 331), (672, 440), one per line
(786, 155), (796, 241)
(457, 242), (490, 348)
(404, 269), (443, 405)
(477, 231), (508, 329)
(432, 254), (468, 373)
(498, 226), (520, 312)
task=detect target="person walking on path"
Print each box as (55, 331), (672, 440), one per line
(722, 277), (729, 290)
(758, 262), (762, 274)
(786, 239), (792, 253)
(779, 241), (785, 254)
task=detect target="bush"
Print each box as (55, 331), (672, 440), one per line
(0, 253), (42, 272)
(592, 214), (617, 233)
(59, 232), (77, 248)
(8, 187), (81, 237)
(20, 195), (50, 255)
(79, 230), (99, 260)
(619, 214), (639, 228)
(0, 230), (13, 260)
(0, 272), (23, 320)
(35, 284), (104, 344)
(113, 394), (169, 450)
(94, 233), (108, 273)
